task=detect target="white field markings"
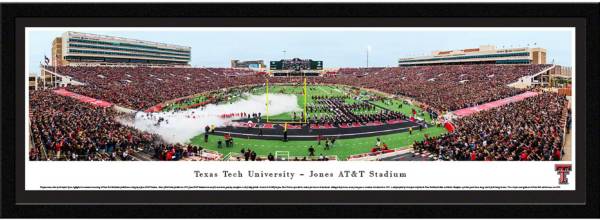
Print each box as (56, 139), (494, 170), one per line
(317, 85), (336, 95)
(330, 86), (344, 94)
(269, 86), (338, 118)
(312, 85), (343, 96)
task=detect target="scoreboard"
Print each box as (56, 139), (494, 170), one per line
(270, 58), (323, 71)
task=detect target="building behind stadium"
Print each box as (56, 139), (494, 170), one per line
(52, 31), (191, 67)
(398, 45), (547, 66)
(230, 59), (265, 69)
(38, 32), (192, 89)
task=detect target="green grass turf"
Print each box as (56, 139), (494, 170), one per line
(261, 85), (426, 122)
(185, 84), (446, 160)
(189, 126), (447, 160)
(371, 100), (434, 123)
(267, 85), (347, 107)
(263, 85), (347, 121)
(162, 95), (207, 112)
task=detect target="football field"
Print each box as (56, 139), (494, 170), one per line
(248, 84), (434, 123)
(185, 84), (445, 160)
(191, 126), (446, 160)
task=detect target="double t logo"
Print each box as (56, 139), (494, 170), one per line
(555, 164), (572, 185)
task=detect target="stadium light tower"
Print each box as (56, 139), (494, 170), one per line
(282, 50), (287, 59)
(366, 45), (371, 68)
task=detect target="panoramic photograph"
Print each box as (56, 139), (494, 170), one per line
(26, 28), (573, 162)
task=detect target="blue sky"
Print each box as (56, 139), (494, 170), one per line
(26, 28), (573, 75)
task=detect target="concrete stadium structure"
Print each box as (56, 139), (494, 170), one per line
(52, 31), (191, 67)
(398, 45), (547, 66)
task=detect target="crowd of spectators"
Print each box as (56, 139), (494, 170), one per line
(57, 66), (266, 110)
(28, 90), (209, 161)
(30, 64), (567, 161)
(31, 64), (562, 162)
(321, 64), (552, 111)
(53, 64), (550, 112)
(412, 92), (568, 161)
(29, 90), (160, 161)
(207, 68), (257, 76)
(152, 143), (208, 161)
(336, 67), (387, 76)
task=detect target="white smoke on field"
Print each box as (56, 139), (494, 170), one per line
(117, 93), (301, 144)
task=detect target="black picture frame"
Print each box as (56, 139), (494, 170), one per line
(1, 3), (599, 218)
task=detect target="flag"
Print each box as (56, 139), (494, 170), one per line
(44, 55), (50, 65)
(444, 122), (456, 133)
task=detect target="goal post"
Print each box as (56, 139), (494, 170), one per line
(275, 151), (290, 161)
(266, 78), (269, 122)
(303, 77), (307, 123)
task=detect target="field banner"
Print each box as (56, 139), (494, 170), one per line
(444, 122), (456, 132)
(144, 104), (164, 113)
(53, 88), (112, 108)
(453, 91), (539, 117)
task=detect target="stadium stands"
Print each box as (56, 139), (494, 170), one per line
(320, 64), (552, 111)
(54, 64), (550, 112)
(29, 90), (211, 161)
(56, 66), (266, 110)
(29, 90), (159, 161)
(412, 92), (568, 161)
(30, 64), (566, 161)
